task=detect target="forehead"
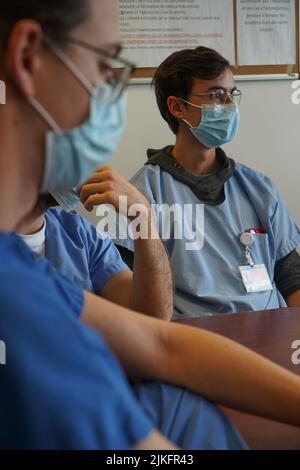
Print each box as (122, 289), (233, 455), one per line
(72, 0), (121, 53)
(191, 68), (235, 92)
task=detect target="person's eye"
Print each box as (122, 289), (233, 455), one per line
(208, 92), (217, 102)
(213, 89), (227, 104)
(214, 89), (225, 98)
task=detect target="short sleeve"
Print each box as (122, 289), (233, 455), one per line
(85, 222), (129, 294)
(269, 185), (300, 261)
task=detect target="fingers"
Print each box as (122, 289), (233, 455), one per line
(83, 191), (118, 212)
(78, 167), (115, 193)
(79, 181), (117, 212)
(78, 166), (136, 213)
(79, 182), (113, 204)
(83, 193), (107, 212)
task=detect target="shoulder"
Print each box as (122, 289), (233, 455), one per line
(0, 232), (37, 273)
(0, 232), (84, 321)
(47, 207), (92, 230)
(46, 207), (107, 242)
(232, 163), (291, 227)
(131, 162), (180, 202)
(131, 163), (162, 184)
(234, 162), (278, 195)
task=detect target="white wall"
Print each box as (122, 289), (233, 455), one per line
(79, 78), (300, 227)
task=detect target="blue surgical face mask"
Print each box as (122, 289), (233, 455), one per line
(28, 36), (127, 211)
(181, 100), (240, 149)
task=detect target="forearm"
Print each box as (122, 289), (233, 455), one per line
(131, 213), (173, 320)
(82, 292), (300, 428)
(166, 323), (300, 428)
(79, 167), (173, 319)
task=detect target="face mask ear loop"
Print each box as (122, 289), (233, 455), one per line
(178, 97), (204, 130)
(178, 97), (204, 110)
(28, 96), (62, 134)
(28, 35), (96, 134)
(182, 117), (194, 129)
(43, 35), (94, 96)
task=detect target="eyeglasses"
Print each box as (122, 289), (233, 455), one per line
(52, 35), (136, 101)
(189, 88), (242, 106)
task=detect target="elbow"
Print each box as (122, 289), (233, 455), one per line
(130, 295), (173, 321)
(142, 307), (173, 321)
(149, 301), (173, 321)
(161, 307), (173, 322)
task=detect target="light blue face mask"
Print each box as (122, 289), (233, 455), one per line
(182, 100), (240, 149)
(28, 36), (127, 212)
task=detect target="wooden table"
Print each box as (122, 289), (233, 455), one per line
(176, 307), (300, 450)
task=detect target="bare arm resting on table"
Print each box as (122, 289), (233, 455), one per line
(82, 291), (300, 429)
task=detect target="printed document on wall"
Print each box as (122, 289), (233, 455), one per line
(237, 0), (296, 65)
(119, 0), (235, 67)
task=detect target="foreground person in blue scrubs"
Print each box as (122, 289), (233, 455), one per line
(18, 198), (248, 450)
(112, 47), (300, 318)
(3, 0), (300, 451)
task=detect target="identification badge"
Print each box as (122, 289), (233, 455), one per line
(239, 264), (273, 293)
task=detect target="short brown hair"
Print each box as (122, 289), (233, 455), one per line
(0, 0), (89, 48)
(153, 47), (230, 134)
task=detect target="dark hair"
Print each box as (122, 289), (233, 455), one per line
(0, 0), (89, 48)
(153, 46), (230, 134)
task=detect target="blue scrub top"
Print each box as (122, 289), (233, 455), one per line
(0, 232), (153, 449)
(116, 160), (300, 318)
(45, 208), (128, 293)
(35, 209), (247, 450)
(11, 206), (251, 450)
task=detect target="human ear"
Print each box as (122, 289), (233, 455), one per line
(167, 96), (187, 120)
(4, 20), (43, 98)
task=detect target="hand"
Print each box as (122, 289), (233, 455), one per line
(78, 166), (151, 218)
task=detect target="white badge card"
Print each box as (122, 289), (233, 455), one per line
(239, 264), (273, 293)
